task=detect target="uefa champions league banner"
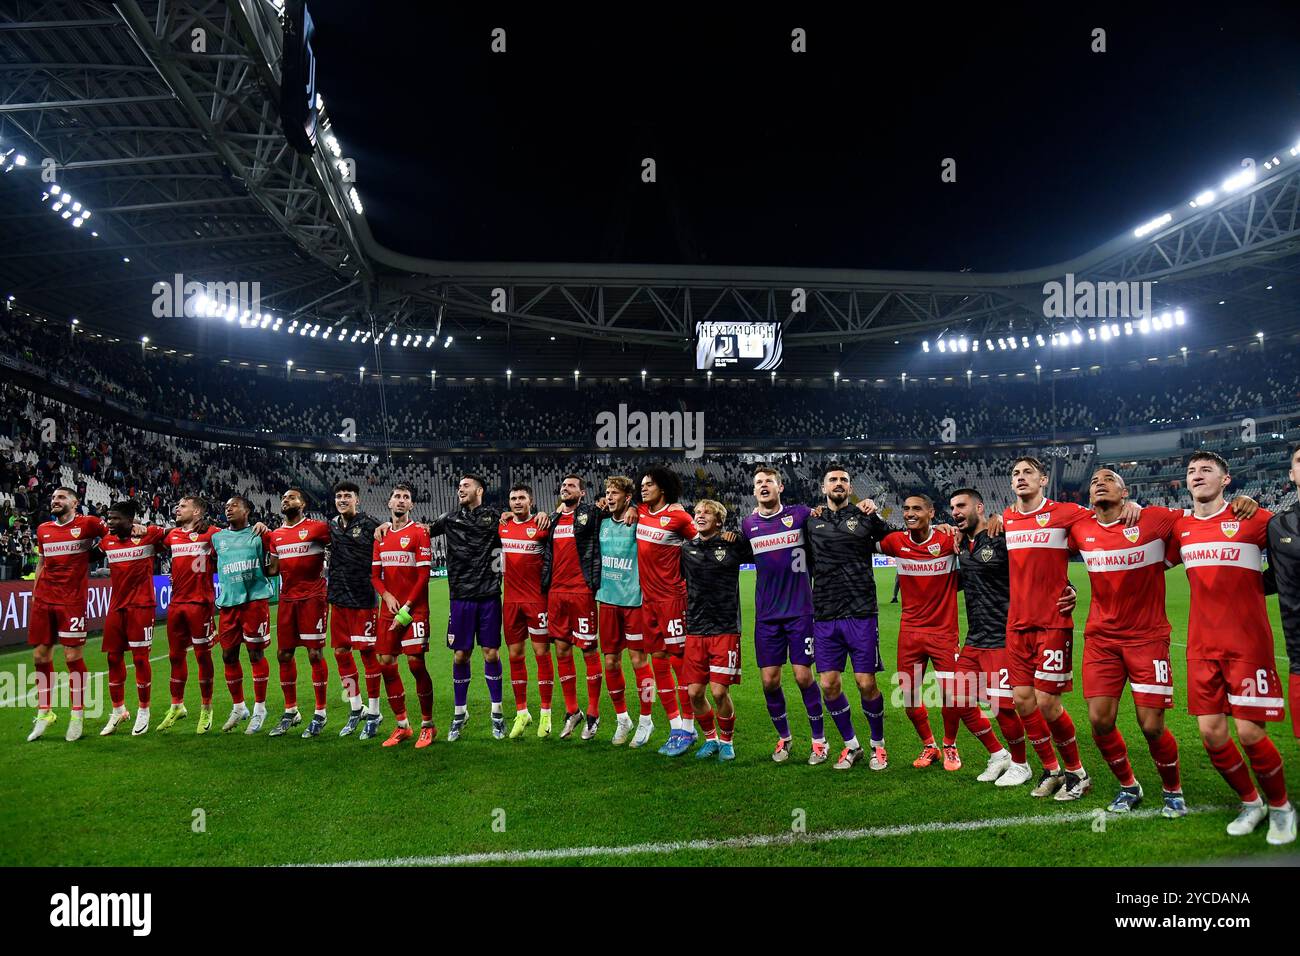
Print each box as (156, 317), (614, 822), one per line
(0, 574), (281, 648)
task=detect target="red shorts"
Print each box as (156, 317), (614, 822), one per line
(1292, 674), (1300, 738)
(953, 644), (1012, 710)
(330, 604), (378, 650)
(641, 596), (686, 656)
(277, 595), (328, 651)
(376, 608), (430, 656)
(1186, 657), (1285, 723)
(26, 601), (88, 648)
(103, 606), (156, 654)
(598, 603), (644, 655)
(683, 633), (741, 686)
(167, 602), (214, 652)
(548, 591), (597, 650)
(896, 628), (959, 705)
(1083, 634), (1173, 709)
(503, 600), (548, 646)
(218, 600), (270, 651)
(1006, 626), (1074, 694)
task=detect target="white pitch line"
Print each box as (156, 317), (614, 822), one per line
(306, 802), (1232, 868)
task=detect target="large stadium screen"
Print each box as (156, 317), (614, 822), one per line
(694, 320), (783, 371)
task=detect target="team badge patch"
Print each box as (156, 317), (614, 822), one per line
(1035, 513), (1050, 528)
(131, 537), (141, 545)
(978, 546), (995, 562)
(1123, 526), (1141, 544)
(400, 536), (411, 549)
(351, 527), (360, 537)
(298, 528), (309, 540)
(526, 527), (537, 538)
(660, 516), (671, 527)
(846, 517), (859, 532)
(578, 513), (589, 526)
(781, 516), (794, 528)
(928, 543), (942, 556)
(714, 549), (727, 561)
(70, 527), (81, 538)
(1222, 521), (1239, 539)
(189, 532), (199, 541)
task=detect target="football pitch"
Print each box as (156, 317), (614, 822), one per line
(1, 566), (1294, 867)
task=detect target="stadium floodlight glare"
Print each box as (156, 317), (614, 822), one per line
(72, 217), (82, 227)
(1008, 337), (1018, 350)
(972, 339), (980, 352)
(71, 202), (81, 212)
(14, 154), (25, 166)
(938, 340), (946, 353)
(1133, 212), (1172, 238)
(81, 210), (89, 220)
(50, 184), (60, 195)
(1257, 331), (1265, 340)
(1138, 317), (1150, 333)
(1124, 321), (1133, 335)
(1190, 189), (1215, 208)
(1070, 329), (1083, 344)
(997, 338), (1006, 350)
(922, 340), (930, 352)
(958, 337), (968, 352)
(261, 315), (271, 329)
(1036, 334), (1045, 346)
(1222, 167), (1256, 193)
(1100, 325), (1111, 341)
(985, 338), (993, 351)
(1088, 327), (1097, 340)
(1110, 323), (1120, 337)
(443, 335), (453, 348)
(310, 327), (318, 337)
(348, 187), (363, 214)
(402, 334), (411, 346)
(141, 336), (149, 344)
(52, 201), (64, 212)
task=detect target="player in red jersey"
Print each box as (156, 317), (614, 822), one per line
(156, 495), (219, 734)
(26, 487), (108, 743)
(1174, 451), (1294, 845)
(1070, 469), (1192, 817)
(267, 488), (333, 739)
(97, 500), (165, 737)
(636, 467), (699, 753)
(877, 495), (1008, 773)
(1003, 455), (1134, 801)
(500, 483), (554, 738)
(371, 483), (436, 748)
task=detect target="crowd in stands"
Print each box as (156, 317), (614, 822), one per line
(6, 312), (1300, 445)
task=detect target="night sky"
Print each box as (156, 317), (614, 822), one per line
(308, 2), (1300, 272)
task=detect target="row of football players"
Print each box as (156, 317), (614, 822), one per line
(21, 453), (1296, 844)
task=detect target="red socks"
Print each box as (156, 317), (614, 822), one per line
(335, 649), (360, 700)
(169, 654), (188, 705)
(670, 655), (694, 721)
(1020, 709), (1059, 771)
(1046, 710), (1082, 772)
(310, 657), (329, 711)
(651, 656), (680, 721)
(359, 648), (381, 701)
(224, 660), (244, 705)
(406, 655), (434, 722)
(196, 647), (214, 706)
(1093, 727), (1136, 786)
(1205, 738), (1259, 802)
(961, 708), (1001, 754)
(108, 653), (127, 709)
(509, 655), (529, 711)
(557, 654), (578, 713)
(1148, 728), (1182, 792)
(380, 661), (407, 721)
(66, 658), (87, 712)
(583, 651), (603, 718)
(904, 706), (934, 746)
(941, 706), (960, 747)
(717, 713), (735, 743)
(280, 659), (298, 709)
(251, 657), (269, 704)
(536, 650), (554, 710)
(633, 663), (655, 717)
(605, 662), (627, 715)
(697, 708), (717, 740)
(1242, 738), (1289, 808)
(131, 650), (152, 708)
(995, 710), (1027, 763)
(34, 659), (53, 710)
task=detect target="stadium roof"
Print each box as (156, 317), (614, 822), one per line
(3, 1), (1300, 379)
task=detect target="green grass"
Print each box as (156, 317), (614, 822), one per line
(1, 566), (1295, 866)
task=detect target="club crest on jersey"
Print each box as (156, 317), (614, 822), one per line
(298, 528), (309, 541)
(70, 527), (82, 538)
(351, 527), (361, 537)
(978, 546), (995, 562)
(400, 536), (411, 549)
(578, 513), (589, 526)
(1222, 521), (1239, 538)
(131, 537), (141, 545)
(781, 516), (794, 528)
(714, 548), (727, 561)
(927, 543), (942, 556)
(846, 517), (859, 531)
(189, 532), (199, 541)
(1123, 526), (1141, 544)
(526, 527), (537, 538)
(660, 515), (671, 527)
(1035, 513), (1050, 528)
